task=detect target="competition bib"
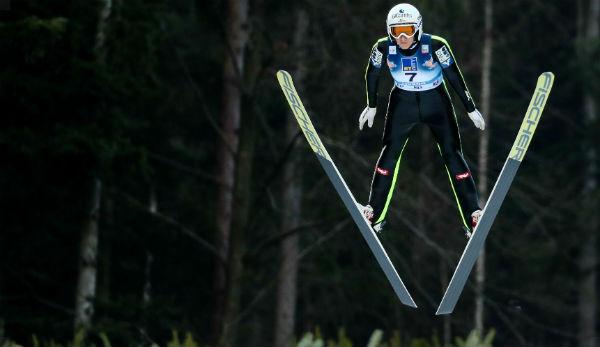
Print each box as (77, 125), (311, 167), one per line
(386, 35), (443, 91)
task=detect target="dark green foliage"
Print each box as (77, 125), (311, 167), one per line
(0, 0), (596, 346)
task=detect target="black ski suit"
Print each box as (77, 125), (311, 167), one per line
(365, 34), (480, 230)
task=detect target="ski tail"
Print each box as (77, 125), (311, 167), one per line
(436, 72), (555, 315)
(276, 70), (417, 308)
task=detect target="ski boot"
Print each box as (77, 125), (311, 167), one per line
(358, 203), (385, 233)
(467, 209), (483, 238)
(359, 203), (374, 222)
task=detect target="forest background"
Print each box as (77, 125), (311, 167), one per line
(1, 0), (599, 346)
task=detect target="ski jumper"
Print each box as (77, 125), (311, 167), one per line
(365, 34), (480, 230)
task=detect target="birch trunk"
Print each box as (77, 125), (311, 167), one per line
(474, 0), (493, 336)
(74, 0), (111, 335)
(144, 189), (157, 306)
(74, 178), (102, 332)
(138, 189), (157, 346)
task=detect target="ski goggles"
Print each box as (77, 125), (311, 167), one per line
(389, 25), (417, 39)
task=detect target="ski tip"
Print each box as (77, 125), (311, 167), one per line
(276, 70), (294, 87)
(539, 71), (555, 85)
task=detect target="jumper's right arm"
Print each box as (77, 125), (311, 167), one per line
(365, 39), (387, 108)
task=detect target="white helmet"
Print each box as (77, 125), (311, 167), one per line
(386, 3), (423, 41)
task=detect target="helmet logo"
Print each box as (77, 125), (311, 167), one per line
(391, 12), (411, 20)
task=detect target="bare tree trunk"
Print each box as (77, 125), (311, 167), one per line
(273, 9), (308, 347)
(138, 189), (156, 346)
(474, 0), (493, 336)
(74, 0), (112, 336)
(578, 99), (597, 347)
(93, 0), (112, 61)
(218, 101), (256, 347)
(74, 178), (102, 333)
(145, 189), (157, 306)
(578, 3), (598, 346)
(94, 0), (114, 305)
(213, 0), (249, 340)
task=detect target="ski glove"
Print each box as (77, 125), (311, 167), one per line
(468, 109), (485, 130)
(359, 107), (377, 130)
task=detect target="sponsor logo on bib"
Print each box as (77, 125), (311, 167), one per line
(401, 57), (418, 71)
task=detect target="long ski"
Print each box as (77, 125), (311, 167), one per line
(276, 70), (417, 308)
(436, 72), (555, 315)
